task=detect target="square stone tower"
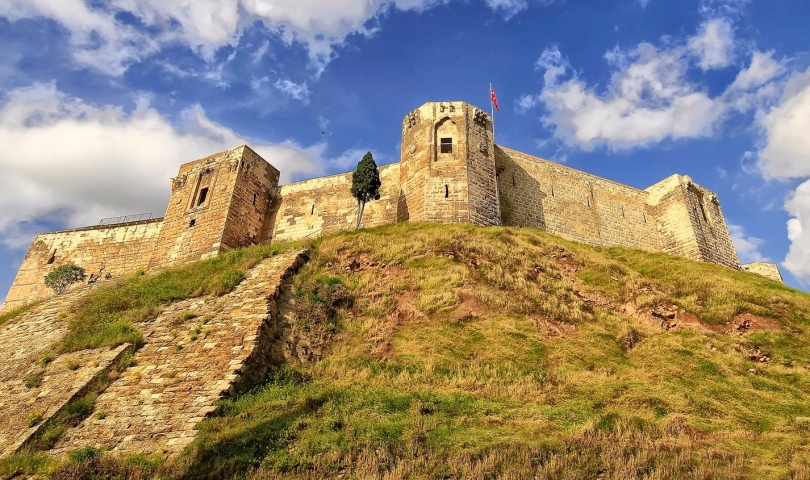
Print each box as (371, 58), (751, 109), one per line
(398, 101), (500, 226)
(645, 174), (740, 269)
(148, 145), (280, 269)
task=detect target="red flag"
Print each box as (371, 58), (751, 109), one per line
(490, 85), (500, 112)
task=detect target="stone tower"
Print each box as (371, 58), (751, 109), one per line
(148, 145), (280, 269)
(645, 174), (740, 269)
(398, 101), (500, 226)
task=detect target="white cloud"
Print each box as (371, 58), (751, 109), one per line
(0, 0), (160, 76)
(0, 0), (533, 76)
(0, 83), (347, 249)
(688, 18), (735, 70)
(274, 79), (311, 102)
(783, 181), (810, 282)
(698, 0), (751, 19)
(728, 51), (786, 93)
(527, 20), (784, 151)
(728, 224), (768, 263)
(532, 40), (726, 150)
(752, 66), (810, 282)
(483, 0), (528, 18)
(756, 67), (810, 180)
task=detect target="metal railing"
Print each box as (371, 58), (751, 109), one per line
(98, 213), (153, 226)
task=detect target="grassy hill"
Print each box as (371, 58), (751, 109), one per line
(5, 223), (810, 479)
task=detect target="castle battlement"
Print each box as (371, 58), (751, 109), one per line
(0, 101), (781, 312)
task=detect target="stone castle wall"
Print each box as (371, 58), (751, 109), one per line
(742, 262), (784, 283)
(148, 146), (274, 269)
(646, 175), (739, 269)
(222, 147), (281, 252)
(268, 164), (400, 243)
(399, 102), (500, 226)
(496, 147), (661, 251)
(2, 219), (163, 313)
(3, 100), (779, 313)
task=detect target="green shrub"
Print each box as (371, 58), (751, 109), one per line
(67, 446), (100, 463)
(44, 264), (86, 296)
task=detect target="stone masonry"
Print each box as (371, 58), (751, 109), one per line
(2, 100), (783, 313)
(0, 250), (307, 457)
(0, 286), (133, 456)
(50, 250), (307, 455)
(742, 262), (784, 283)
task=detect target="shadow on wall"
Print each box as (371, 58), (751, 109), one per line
(397, 189), (410, 222)
(495, 146), (546, 229)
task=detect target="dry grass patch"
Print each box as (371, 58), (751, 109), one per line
(32, 223), (810, 479)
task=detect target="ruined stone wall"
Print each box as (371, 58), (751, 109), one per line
(742, 262), (784, 283)
(51, 250), (308, 455)
(496, 146), (661, 251)
(0, 250), (307, 457)
(148, 146), (255, 269)
(267, 164), (400, 243)
(646, 175), (740, 269)
(221, 147), (280, 250)
(1, 219), (163, 314)
(0, 287), (132, 456)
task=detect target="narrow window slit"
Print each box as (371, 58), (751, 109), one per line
(311, 204), (315, 215)
(445, 185), (449, 198)
(698, 202), (709, 223)
(197, 187), (208, 206)
(512, 173), (515, 186)
(621, 207), (625, 218)
(252, 193), (257, 205)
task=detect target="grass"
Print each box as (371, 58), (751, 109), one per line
(0, 452), (58, 479)
(0, 300), (43, 328)
(21, 351), (133, 453)
(54, 240), (307, 354)
(16, 223), (810, 478)
(170, 224), (810, 478)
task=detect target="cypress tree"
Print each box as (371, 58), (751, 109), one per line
(351, 152), (382, 229)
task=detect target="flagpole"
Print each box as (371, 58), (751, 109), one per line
(490, 83), (495, 143)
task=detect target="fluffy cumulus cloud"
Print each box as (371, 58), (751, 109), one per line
(0, 83), (348, 249)
(752, 66), (810, 281)
(783, 181), (810, 281)
(688, 18), (735, 70)
(521, 17), (785, 152)
(0, 0), (160, 76)
(0, 0), (531, 75)
(728, 224), (768, 263)
(756, 68), (810, 180)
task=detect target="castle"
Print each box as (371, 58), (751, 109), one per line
(1, 101), (783, 312)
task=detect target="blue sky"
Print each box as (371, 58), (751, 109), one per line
(1, 0), (810, 295)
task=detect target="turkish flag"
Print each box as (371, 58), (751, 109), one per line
(490, 85), (500, 112)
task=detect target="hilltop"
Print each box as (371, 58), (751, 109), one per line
(2, 223), (810, 479)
